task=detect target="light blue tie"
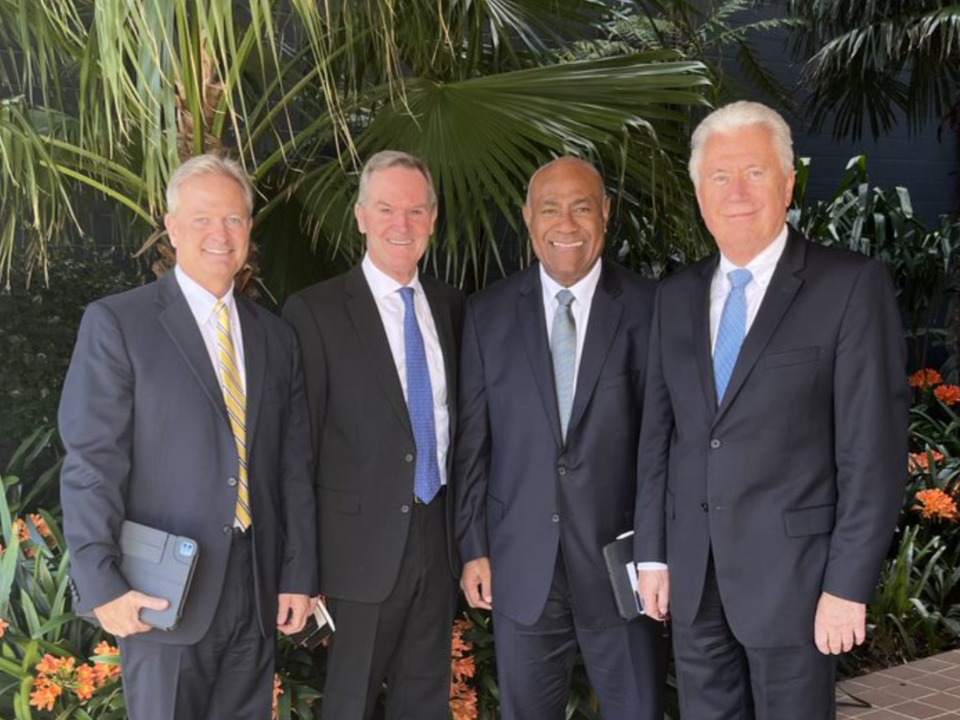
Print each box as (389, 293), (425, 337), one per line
(714, 268), (753, 403)
(551, 289), (576, 440)
(400, 287), (441, 504)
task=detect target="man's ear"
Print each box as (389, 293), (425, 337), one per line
(164, 214), (178, 248)
(354, 203), (366, 234)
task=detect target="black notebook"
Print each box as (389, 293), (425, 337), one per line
(601, 530), (642, 620)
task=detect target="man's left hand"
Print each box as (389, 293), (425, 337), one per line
(814, 591), (866, 654)
(277, 593), (315, 635)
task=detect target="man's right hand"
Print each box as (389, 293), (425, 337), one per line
(638, 568), (670, 621)
(93, 590), (170, 637)
(460, 557), (493, 610)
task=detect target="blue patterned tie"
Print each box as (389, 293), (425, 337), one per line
(400, 287), (441, 504)
(551, 289), (576, 440)
(714, 268), (753, 403)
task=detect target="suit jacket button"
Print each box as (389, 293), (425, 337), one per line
(401, 504), (411, 513)
(710, 439), (721, 449)
(404, 453), (414, 463)
(700, 503), (709, 512)
(551, 513), (560, 523)
(558, 466), (567, 476)
(227, 476), (238, 487)
(222, 525), (232, 535)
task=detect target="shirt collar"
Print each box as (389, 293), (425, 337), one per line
(539, 258), (603, 306)
(362, 253), (424, 299)
(174, 265), (236, 322)
(718, 225), (788, 280)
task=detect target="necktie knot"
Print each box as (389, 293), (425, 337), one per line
(400, 285), (415, 308)
(556, 289), (574, 308)
(728, 268), (753, 291)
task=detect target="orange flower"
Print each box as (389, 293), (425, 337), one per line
(935, 385), (960, 406)
(14, 518), (29, 543)
(28, 513), (53, 540)
(271, 674), (284, 720)
(35, 654), (74, 676)
(909, 451), (946, 473)
(450, 619), (479, 720)
(914, 488), (959, 521)
(29, 676), (63, 711)
(0, 618), (9, 637)
(910, 368), (943, 388)
(91, 643), (122, 685)
(74, 664), (97, 702)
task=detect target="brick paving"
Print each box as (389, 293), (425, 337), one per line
(837, 650), (960, 718)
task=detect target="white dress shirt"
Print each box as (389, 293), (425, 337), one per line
(175, 265), (246, 392)
(709, 226), (788, 354)
(539, 258), (604, 392)
(361, 254), (450, 486)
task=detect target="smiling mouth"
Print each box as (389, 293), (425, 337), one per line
(386, 237), (415, 246)
(550, 240), (584, 249)
(203, 248), (234, 257)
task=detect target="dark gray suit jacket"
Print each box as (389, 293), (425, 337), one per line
(455, 261), (656, 627)
(634, 229), (909, 647)
(60, 272), (318, 645)
(283, 265), (464, 603)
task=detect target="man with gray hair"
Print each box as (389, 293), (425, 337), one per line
(284, 150), (464, 719)
(635, 101), (909, 718)
(60, 153), (318, 719)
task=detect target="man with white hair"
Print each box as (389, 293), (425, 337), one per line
(635, 101), (909, 719)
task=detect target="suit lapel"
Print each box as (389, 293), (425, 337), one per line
(566, 263), (623, 439)
(156, 273), (230, 430)
(694, 257), (720, 415)
(344, 265), (412, 434)
(237, 297), (266, 452)
(714, 230), (806, 424)
(518, 266), (564, 448)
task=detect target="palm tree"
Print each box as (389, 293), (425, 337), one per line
(0, 0), (711, 296)
(787, 0), (960, 141)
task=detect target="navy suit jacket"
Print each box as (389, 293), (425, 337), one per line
(60, 272), (318, 645)
(634, 229), (909, 647)
(455, 261), (656, 627)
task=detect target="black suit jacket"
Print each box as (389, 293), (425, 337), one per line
(60, 272), (318, 645)
(283, 265), (465, 603)
(455, 261), (656, 627)
(634, 229), (909, 647)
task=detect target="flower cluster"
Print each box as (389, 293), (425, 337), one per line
(914, 488), (960, 522)
(909, 368), (960, 405)
(14, 513), (56, 559)
(909, 450), (946, 474)
(29, 642), (121, 712)
(450, 619), (478, 720)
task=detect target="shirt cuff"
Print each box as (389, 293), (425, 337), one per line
(635, 562), (668, 571)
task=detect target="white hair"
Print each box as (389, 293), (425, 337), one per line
(167, 154), (254, 215)
(357, 150), (437, 207)
(688, 101), (794, 189)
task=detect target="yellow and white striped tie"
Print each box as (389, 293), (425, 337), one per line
(214, 300), (251, 530)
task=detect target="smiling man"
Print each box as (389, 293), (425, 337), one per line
(634, 102), (909, 720)
(59, 154), (317, 720)
(454, 157), (668, 720)
(283, 150), (465, 720)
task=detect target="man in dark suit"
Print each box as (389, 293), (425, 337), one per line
(455, 157), (668, 720)
(283, 150), (464, 720)
(59, 154), (318, 720)
(635, 101), (909, 719)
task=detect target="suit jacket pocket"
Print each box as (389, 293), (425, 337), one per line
(599, 372), (635, 390)
(761, 346), (820, 370)
(783, 504), (836, 537)
(317, 486), (360, 515)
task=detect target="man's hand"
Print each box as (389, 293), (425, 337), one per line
(638, 568), (670, 621)
(277, 593), (314, 635)
(460, 557), (493, 610)
(814, 591), (866, 654)
(93, 590), (169, 637)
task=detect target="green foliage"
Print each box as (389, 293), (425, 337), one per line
(0, 245), (145, 479)
(790, 154), (960, 369)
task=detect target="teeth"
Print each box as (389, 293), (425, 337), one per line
(551, 241), (584, 248)
(387, 238), (413, 246)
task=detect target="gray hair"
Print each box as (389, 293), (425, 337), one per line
(688, 101), (794, 189)
(167, 154), (255, 215)
(357, 150), (437, 207)
(525, 156), (604, 207)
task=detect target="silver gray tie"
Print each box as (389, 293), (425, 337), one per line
(551, 289), (576, 440)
